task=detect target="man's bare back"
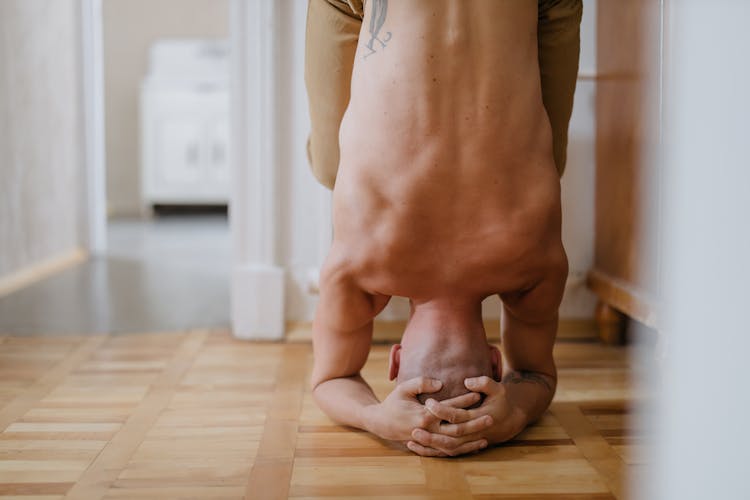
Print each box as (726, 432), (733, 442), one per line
(334, 0), (565, 301)
(310, 0), (570, 457)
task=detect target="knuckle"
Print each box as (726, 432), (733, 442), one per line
(420, 433), (434, 446)
(439, 437), (457, 450)
(418, 414), (432, 429)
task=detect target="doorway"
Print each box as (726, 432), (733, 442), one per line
(71, 0), (232, 333)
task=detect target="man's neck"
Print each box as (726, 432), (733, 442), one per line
(403, 296), (486, 346)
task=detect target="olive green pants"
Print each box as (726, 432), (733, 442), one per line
(305, 0), (582, 189)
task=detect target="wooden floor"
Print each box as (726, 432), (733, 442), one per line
(0, 329), (648, 499)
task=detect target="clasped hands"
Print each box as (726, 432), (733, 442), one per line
(363, 376), (528, 457)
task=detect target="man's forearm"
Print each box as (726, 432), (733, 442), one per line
(502, 369), (557, 425)
(312, 374), (380, 432)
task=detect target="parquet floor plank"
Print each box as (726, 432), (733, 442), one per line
(64, 330), (208, 499)
(0, 337), (106, 431)
(0, 327), (647, 499)
(245, 344), (310, 500)
(550, 403), (627, 499)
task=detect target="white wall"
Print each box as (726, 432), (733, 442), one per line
(559, 0), (598, 318)
(278, 0), (333, 323)
(280, 0), (599, 322)
(102, 0), (229, 216)
(0, 0), (85, 278)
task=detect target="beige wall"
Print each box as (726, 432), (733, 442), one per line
(102, 0), (228, 216)
(0, 0), (85, 278)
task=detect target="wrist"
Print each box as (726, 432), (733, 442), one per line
(359, 402), (382, 436)
(503, 377), (554, 425)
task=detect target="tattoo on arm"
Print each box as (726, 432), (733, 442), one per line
(502, 370), (555, 393)
(363, 0), (392, 59)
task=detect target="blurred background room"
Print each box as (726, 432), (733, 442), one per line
(0, 0), (236, 334)
(0, 0), (748, 498)
(0, 0), (601, 337)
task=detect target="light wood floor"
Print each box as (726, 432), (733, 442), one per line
(0, 328), (648, 499)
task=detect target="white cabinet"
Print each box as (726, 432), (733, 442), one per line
(205, 118), (230, 184)
(140, 40), (230, 208)
(155, 118), (203, 185)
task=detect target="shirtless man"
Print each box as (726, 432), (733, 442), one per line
(306, 0), (581, 457)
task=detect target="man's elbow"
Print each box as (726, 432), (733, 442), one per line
(309, 365), (340, 394)
(310, 368), (327, 394)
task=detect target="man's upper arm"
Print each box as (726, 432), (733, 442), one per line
(499, 267), (566, 378)
(311, 320), (374, 389)
(310, 262), (390, 389)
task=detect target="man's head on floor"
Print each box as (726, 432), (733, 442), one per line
(388, 299), (501, 405)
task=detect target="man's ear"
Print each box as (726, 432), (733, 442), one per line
(388, 344), (402, 381)
(489, 344), (502, 381)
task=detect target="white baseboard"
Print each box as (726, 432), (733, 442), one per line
(231, 263), (285, 340)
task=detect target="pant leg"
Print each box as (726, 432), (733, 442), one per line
(537, 0), (583, 177)
(305, 0), (363, 190)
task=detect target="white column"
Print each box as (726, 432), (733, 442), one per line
(229, 0), (285, 339)
(80, 0), (107, 255)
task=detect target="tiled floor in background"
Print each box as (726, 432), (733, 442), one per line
(0, 327), (650, 499)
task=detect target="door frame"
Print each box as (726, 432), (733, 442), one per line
(228, 0), (285, 339)
(79, 0), (288, 339)
(80, 0), (107, 255)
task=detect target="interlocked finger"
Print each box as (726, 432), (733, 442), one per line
(399, 376), (442, 397)
(411, 429), (487, 456)
(410, 428), (488, 456)
(442, 438), (488, 456)
(438, 414), (493, 437)
(440, 391), (480, 409)
(465, 375), (502, 395)
(406, 441), (448, 457)
(425, 398), (477, 424)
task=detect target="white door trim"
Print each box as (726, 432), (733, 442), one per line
(80, 0), (287, 337)
(80, 0), (107, 255)
(229, 0), (285, 339)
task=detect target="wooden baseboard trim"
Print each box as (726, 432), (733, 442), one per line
(587, 269), (659, 328)
(0, 248), (88, 298)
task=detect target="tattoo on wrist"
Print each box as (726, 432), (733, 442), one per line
(363, 0), (392, 59)
(502, 370), (554, 393)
